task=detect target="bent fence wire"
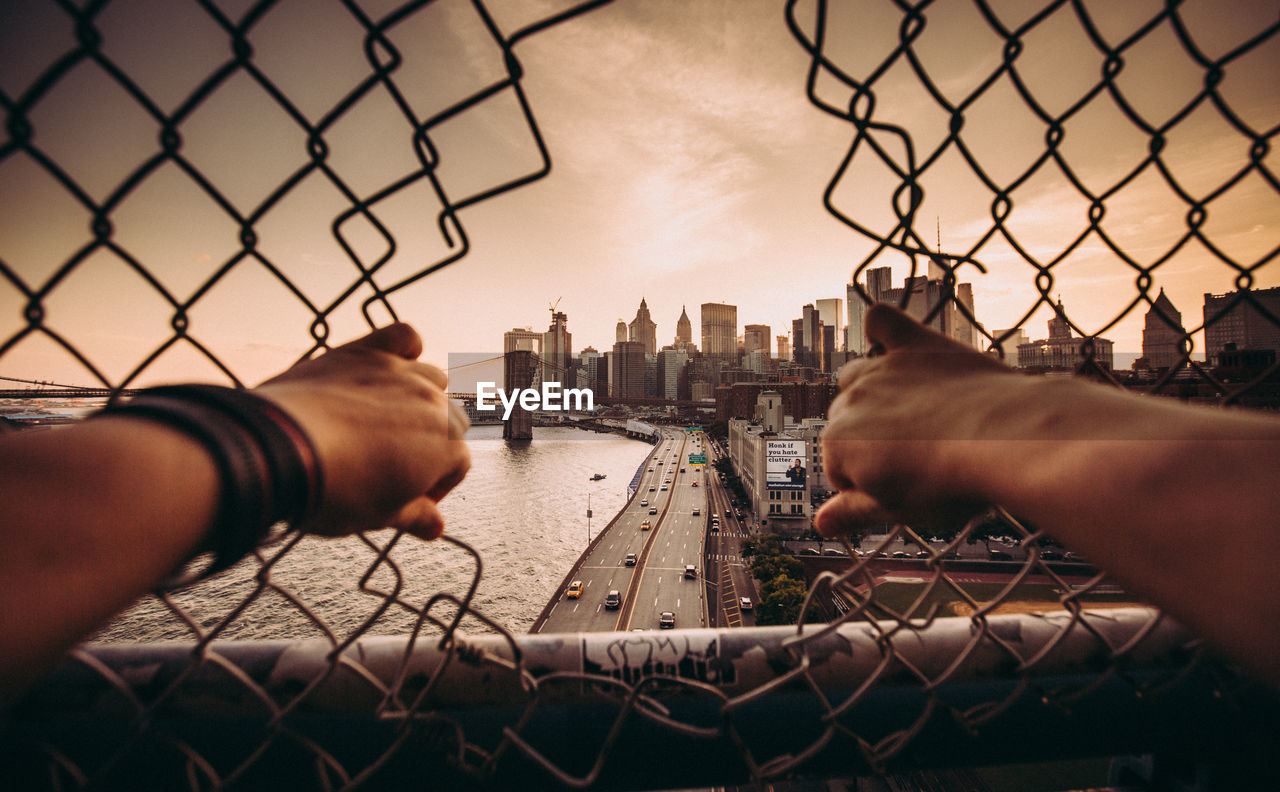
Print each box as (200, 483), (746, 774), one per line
(2, 0), (1278, 789)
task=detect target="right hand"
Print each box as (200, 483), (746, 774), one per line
(816, 304), (1017, 537)
(253, 323), (471, 540)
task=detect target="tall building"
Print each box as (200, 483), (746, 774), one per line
(675, 305), (694, 350)
(1138, 289), (1186, 371)
(615, 319), (628, 344)
(846, 280), (869, 356)
(815, 299), (844, 352)
(503, 327), (542, 355)
(743, 324), (771, 358)
(542, 310), (572, 386)
(1203, 286), (1280, 365)
(577, 346), (605, 396)
(1018, 299), (1114, 371)
(657, 346), (688, 400)
(865, 261), (981, 348)
(795, 305), (822, 369)
(611, 340), (646, 399)
(776, 335), (790, 362)
(701, 302), (737, 366)
(628, 298), (658, 355)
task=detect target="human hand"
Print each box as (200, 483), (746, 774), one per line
(253, 323), (470, 540)
(816, 304), (1021, 537)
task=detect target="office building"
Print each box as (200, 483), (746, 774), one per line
(629, 298), (658, 355)
(657, 346), (689, 400)
(815, 299), (844, 353)
(865, 260), (981, 348)
(743, 324), (771, 359)
(503, 327), (541, 355)
(611, 340), (646, 399)
(727, 392), (826, 536)
(1203, 286), (1280, 365)
(675, 305), (694, 351)
(701, 302), (738, 366)
(846, 281), (869, 356)
(1136, 289), (1187, 371)
(542, 310), (572, 387)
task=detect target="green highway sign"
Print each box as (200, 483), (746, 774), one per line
(688, 453), (707, 465)
(686, 426), (703, 433)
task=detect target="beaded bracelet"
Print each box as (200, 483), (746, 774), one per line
(99, 385), (324, 586)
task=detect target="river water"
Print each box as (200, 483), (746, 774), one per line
(94, 424), (653, 643)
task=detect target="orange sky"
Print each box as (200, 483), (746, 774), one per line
(1, 0), (1276, 387)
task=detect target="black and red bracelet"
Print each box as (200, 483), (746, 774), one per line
(99, 385), (324, 587)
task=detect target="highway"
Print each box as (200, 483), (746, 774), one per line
(536, 427), (709, 633)
(701, 438), (758, 629)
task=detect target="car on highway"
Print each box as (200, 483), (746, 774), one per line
(625, 553), (637, 566)
(692, 480), (698, 487)
(684, 564), (697, 579)
(710, 523), (719, 532)
(641, 520), (651, 530)
(604, 590), (621, 610)
(692, 506), (700, 516)
(647, 467), (653, 472)
(641, 499), (649, 507)
(648, 485), (655, 491)
(567, 580), (583, 598)
(660, 485), (668, 491)
(739, 597), (753, 611)
(823, 548), (846, 556)
(989, 550), (1014, 561)
(649, 506), (657, 514)
(659, 611), (676, 629)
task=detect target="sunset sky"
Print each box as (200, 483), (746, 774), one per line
(1, 0), (1277, 388)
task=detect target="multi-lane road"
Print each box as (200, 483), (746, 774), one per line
(535, 427), (758, 634)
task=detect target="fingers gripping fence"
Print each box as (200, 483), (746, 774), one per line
(3, 1), (1280, 791)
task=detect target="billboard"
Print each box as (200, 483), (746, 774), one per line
(765, 439), (807, 491)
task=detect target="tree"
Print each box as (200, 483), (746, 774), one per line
(756, 574), (808, 625)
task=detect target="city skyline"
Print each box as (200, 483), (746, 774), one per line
(1, 1), (1276, 388)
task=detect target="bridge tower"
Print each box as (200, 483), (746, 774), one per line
(502, 349), (538, 441)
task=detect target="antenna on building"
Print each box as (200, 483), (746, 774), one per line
(936, 217), (941, 253)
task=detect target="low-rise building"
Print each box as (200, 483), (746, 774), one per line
(727, 391), (822, 537)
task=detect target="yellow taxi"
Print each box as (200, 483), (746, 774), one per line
(567, 580), (584, 598)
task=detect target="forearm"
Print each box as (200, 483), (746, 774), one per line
(969, 378), (1280, 680)
(0, 417), (218, 700)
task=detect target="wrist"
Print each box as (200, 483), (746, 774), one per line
(97, 385), (324, 585)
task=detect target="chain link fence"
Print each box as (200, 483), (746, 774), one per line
(3, 0), (1279, 789)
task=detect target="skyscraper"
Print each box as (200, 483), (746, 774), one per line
(815, 299), (844, 353)
(846, 281), (869, 356)
(701, 302), (737, 366)
(542, 310), (572, 386)
(1140, 289), (1186, 371)
(615, 319), (628, 344)
(628, 298), (658, 355)
(611, 340), (646, 399)
(743, 324), (771, 358)
(863, 262), (981, 349)
(675, 305), (693, 349)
